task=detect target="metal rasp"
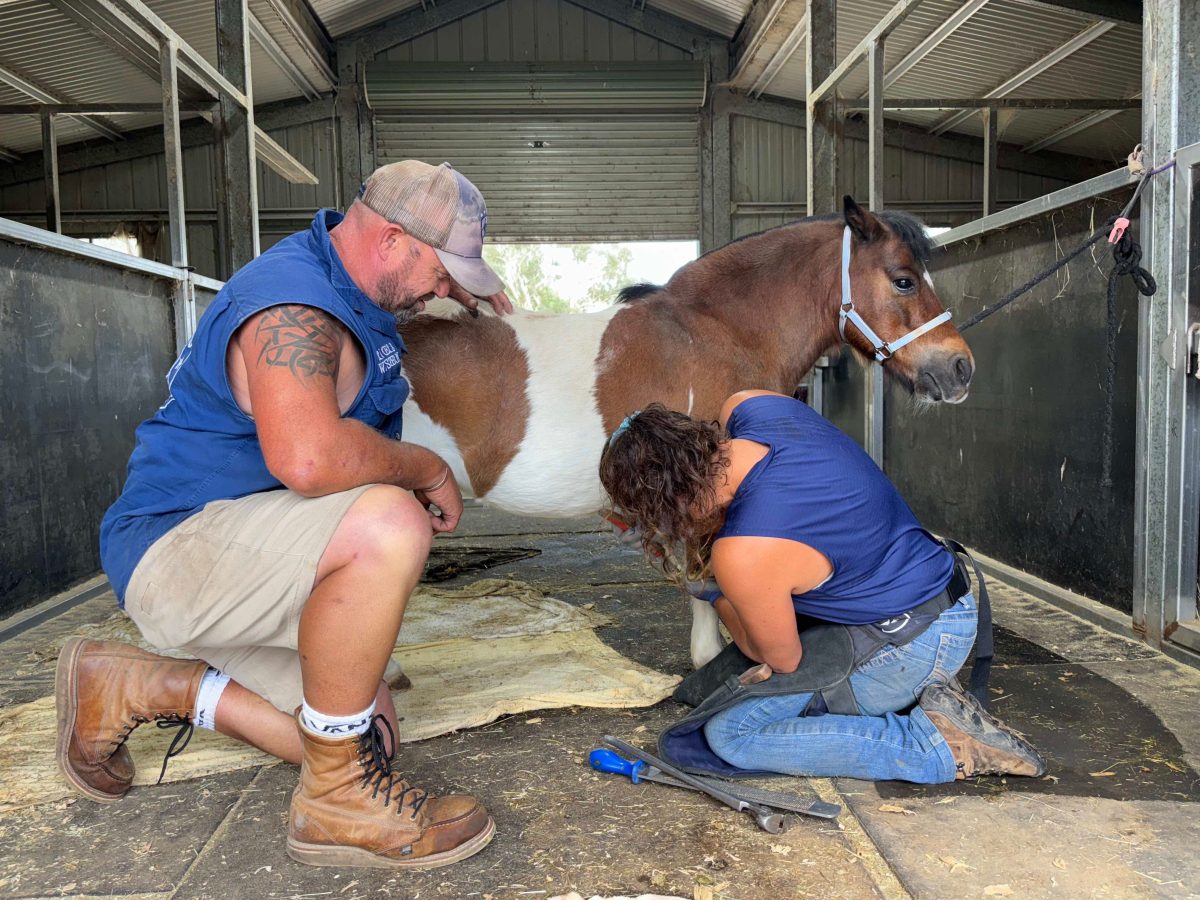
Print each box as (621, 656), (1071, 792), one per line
(591, 743), (841, 821)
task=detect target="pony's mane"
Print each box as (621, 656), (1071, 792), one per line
(614, 209), (933, 306)
(616, 282), (662, 304)
(691, 209), (935, 267)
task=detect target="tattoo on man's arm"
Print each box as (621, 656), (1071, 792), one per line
(255, 305), (342, 380)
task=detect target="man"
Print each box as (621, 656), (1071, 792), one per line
(57, 160), (514, 870)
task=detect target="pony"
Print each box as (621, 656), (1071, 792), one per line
(398, 196), (974, 667)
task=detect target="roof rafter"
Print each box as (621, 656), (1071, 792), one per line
(861, 0), (990, 96)
(248, 10), (323, 100)
(46, 0), (318, 184)
(929, 19), (1115, 135)
(1020, 91), (1140, 153)
(0, 62), (124, 141)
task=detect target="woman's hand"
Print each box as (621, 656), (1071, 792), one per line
(712, 535), (830, 673)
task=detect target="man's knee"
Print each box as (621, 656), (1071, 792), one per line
(324, 485), (432, 570)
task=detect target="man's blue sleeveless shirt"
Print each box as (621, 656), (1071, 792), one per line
(100, 209), (410, 604)
(717, 395), (953, 624)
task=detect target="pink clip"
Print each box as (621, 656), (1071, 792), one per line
(1108, 217), (1130, 244)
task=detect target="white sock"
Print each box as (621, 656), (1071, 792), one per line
(194, 668), (230, 731)
(299, 699), (375, 738)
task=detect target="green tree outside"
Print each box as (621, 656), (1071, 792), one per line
(482, 243), (635, 313)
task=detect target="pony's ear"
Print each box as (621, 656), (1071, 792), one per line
(843, 195), (885, 242)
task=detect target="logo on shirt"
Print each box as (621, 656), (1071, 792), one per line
(376, 342), (401, 374)
(158, 341), (193, 411)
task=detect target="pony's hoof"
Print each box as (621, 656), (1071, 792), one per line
(384, 659), (412, 692)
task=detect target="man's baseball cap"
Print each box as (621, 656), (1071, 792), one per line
(359, 160), (504, 297)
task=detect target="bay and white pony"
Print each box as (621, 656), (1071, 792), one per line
(400, 198), (974, 667)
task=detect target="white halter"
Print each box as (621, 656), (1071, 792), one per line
(838, 226), (952, 362)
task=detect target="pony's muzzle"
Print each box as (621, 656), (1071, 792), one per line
(916, 352), (973, 404)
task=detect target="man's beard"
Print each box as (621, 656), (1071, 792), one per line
(376, 264), (429, 324)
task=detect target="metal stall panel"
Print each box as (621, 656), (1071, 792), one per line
(0, 235), (178, 616)
(886, 196), (1140, 611)
(378, 111), (700, 242)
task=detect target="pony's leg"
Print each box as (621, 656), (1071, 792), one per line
(690, 597), (726, 669)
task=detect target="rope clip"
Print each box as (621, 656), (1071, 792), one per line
(1108, 217), (1130, 245)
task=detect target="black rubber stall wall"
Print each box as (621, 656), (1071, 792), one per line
(884, 197), (1139, 612)
(0, 240), (177, 617)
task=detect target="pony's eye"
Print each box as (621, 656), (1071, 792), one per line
(893, 277), (916, 293)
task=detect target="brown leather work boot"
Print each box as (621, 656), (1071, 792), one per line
(55, 637), (208, 802)
(288, 714), (495, 869)
(920, 680), (1047, 780)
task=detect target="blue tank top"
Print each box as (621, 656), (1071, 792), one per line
(100, 209), (410, 605)
(716, 395), (953, 625)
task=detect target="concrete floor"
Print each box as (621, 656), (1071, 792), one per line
(1, 507), (1198, 900)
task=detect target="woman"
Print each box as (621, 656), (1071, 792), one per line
(599, 390), (1045, 784)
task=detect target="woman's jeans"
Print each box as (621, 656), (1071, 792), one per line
(703, 595), (978, 784)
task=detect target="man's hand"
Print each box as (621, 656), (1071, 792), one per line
(447, 280), (514, 316)
(414, 465), (464, 533)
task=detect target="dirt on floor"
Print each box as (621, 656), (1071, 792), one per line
(1, 507), (1198, 900)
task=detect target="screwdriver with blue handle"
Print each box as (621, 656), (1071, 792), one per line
(589, 747), (841, 821)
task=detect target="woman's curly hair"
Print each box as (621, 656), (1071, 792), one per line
(599, 403), (730, 583)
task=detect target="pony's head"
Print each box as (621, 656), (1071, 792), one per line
(839, 196), (973, 404)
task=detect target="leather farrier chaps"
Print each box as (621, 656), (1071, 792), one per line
(658, 541), (993, 779)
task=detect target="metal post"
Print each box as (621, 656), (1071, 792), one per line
(160, 39), (187, 269)
(710, 39), (732, 249)
(806, 1), (838, 216)
(161, 38), (196, 347)
(1134, 0), (1200, 655)
(982, 106), (998, 217)
(335, 40), (364, 210)
(215, 0), (259, 276)
(864, 36), (885, 466)
(40, 109), (60, 233)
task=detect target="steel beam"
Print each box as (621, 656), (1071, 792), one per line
(1021, 93), (1141, 153)
(841, 97), (1141, 111)
(981, 107), (998, 216)
(258, 0), (336, 85)
(160, 40), (187, 269)
(748, 14), (808, 98)
(728, 0), (809, 98)
(710, 40), (733, 249)
(0, 103), (216, 115)
(809, 0), (926, 104)
(0, 62), (123, 141)
(1134, 0), (1200, 652)
(49, 0), (318, 186)
(335, 42), (366, 210)
(0, 96), (332, 188)
(731, 0), (790, 82)
(51, 0), (249, 109)
(871, 0), (990, 94)
(866, 38), (885, 467)
(1020, 0), (1142, 25)
(930, 20), (1115, 135)
(250, 11), (322, 101)
(41, 110), (61, 234)
(931, 166), (1136, 247)
(215, 0), (259, 275)
(806, 4), (838, 216)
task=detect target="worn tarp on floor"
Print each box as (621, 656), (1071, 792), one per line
(0, 579), (679, 812)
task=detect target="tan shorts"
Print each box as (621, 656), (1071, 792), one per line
(123, 485), (375, 713)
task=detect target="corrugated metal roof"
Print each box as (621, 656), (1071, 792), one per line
(308, 0), (422, 38)
(0, 0), (1144, 162)
(650, 0), (751, 38)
